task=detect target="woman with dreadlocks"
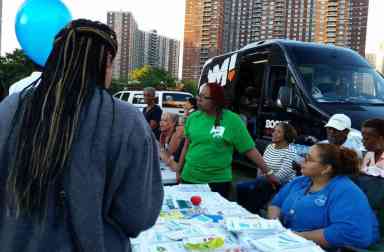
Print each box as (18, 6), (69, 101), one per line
(178, 82), (278, 199)
(0, 19), (163, 252)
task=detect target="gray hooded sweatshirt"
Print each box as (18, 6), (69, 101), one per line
(0, 89), (163, 252)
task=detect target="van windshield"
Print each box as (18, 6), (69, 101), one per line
(298, 64), (384, 104)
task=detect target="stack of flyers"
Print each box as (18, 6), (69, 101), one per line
(166, 225), (210, 241)
(165, 220), (190, 231)
(166, 184), (212, 193)
(225, 216), (284, 234)
(216, 202), (251, 216)
(249, 230), (321, 252)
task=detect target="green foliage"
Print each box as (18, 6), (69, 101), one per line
(0, 49), (35, 92)
(108, 79), (127, 95)
(181, 79), (198, 95)
(130, 65), (176, 88)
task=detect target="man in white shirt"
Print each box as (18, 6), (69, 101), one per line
(8, 71), (42, 95)
(321, 114), (364, 158)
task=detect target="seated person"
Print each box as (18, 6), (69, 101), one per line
(240, 86), (260, 108)
(236, 122), (297, 214)
(320, 114), (364, 158)
(311, 73), (336, 98)
(160, 115), (185, 172)
(159, 112), (182, 156)
(361, 118), (384, 177)
(268, 144), (379, 250)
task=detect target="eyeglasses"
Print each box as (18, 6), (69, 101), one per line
(197, 94), (213, 100)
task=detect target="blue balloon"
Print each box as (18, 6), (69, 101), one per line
(15, 0), (72, 66)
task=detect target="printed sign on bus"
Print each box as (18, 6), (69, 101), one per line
(207, 53), (237, 87)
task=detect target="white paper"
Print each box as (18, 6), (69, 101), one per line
(249, 230), (318, 252)
(225, 216), (284, 233)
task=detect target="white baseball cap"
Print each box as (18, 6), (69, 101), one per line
(325, 114), (351, 131)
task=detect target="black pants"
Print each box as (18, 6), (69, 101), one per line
(181, 179), (231, 199)
(236, 176), (279, 214)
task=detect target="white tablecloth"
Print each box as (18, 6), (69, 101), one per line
(131, 184), (325, 252)
(160, 161), (177, 185)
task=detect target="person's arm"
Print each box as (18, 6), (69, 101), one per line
(230, 115), (269, 174)
(160, 149), (179, 172)
(244, 148), (269, 174)
(149, 120), (159, 130)
(267, 206), (281, 219)
(245, 148), (280, 186)
(321, 185), (378, 248)
(267, 178), (298, 219)
(273, 154), (296, 184)
(178, 139), (189, 171)
(167, 130), (183, 155)
(296, 229), (329, 248)
(167, 158), (180, 172)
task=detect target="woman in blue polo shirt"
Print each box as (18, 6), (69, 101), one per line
(268, 143), (379, 250)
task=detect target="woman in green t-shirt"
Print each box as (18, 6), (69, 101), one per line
(178, 83), (278, 199)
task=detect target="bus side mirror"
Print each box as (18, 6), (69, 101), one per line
(277, 86), (292, 108)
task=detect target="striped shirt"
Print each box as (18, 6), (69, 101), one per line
(263, 144), (297, 184)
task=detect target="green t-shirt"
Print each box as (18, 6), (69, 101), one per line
(181, 110), (255, 183)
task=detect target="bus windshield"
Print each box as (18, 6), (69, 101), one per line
(298, 64), (384, 104)
(286, 44), (384, 104)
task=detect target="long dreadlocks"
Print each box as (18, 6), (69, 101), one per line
(6, 19), (118, 219)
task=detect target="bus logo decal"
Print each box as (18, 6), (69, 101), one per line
(207, 53), (237, 87)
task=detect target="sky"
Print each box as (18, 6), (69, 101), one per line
(1, 0), (186, 55)
(1, 0), (383, 55)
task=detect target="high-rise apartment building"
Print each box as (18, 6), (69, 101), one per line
(168, 39), (181, 79)
(237, 0), (367, 54)
(142, 30), (160, 68)
(224, 0), (263, 52)
(141, 30), (180, 78)
(0, 0), (3, 54)
(107, 12), (180, 80)
(311, 0), (369, 56)
(183, 0), (226, 81)
(349, 0), (369, 55)
(183, 0), (369, 80)
(159, 36), (180, 78)
(286, 0), (314, 42)
(107, 12), (139, 80)
(260, 0), (286, 40)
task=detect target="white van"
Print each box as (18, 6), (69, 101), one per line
(113, 90), (194, 116)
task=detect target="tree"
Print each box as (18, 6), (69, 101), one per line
(181, 79), (198, 95)
(0, 49), (35, 92)
(130, 65), (176, 88)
